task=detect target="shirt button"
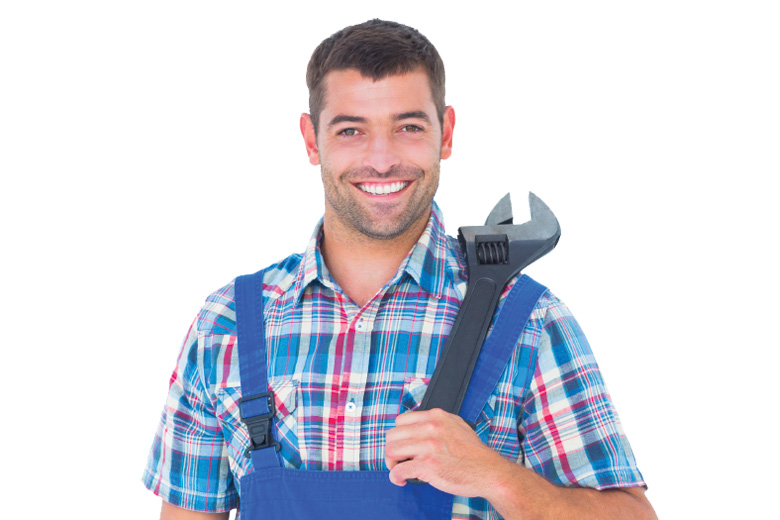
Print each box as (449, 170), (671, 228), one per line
(346, 402), (357, 413)
(356, 319), (365, 331)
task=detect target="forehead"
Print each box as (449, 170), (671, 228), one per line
(320, 69), (435, 120)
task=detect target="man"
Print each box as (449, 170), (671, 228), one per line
(144, 19), (655, 519)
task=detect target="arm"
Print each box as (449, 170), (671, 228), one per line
(385, 409), (656, 520)
(385, 292), (654, 519)
(143, 310), (239, 514)
(160, 501), (230, 520)
(488, 465), (654, 520)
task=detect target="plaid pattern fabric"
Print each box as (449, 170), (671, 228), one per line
(143, 202), (645, 518)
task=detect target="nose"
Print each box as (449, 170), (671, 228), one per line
(362, 134), (400, 174)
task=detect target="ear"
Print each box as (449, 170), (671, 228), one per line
(300, 113), (320, 165)
(440, 106), (455, 160)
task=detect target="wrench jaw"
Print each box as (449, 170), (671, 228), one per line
(459, 192), (561, 286)
(484, 192), (514, 226)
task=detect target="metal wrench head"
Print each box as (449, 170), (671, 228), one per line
(462, 192), (561, 243)
(485, 193), (514, 226)
(459, 192), (561, 278)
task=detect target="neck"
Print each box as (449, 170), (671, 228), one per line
(320, 211), (429, 308)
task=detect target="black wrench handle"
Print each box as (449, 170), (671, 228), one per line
(419, 276), (501, 415)
(405, 276), (501, 485)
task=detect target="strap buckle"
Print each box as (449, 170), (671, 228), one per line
(238, 392), (280, 456)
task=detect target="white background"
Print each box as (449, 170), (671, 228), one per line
(1, 1), (778, 518)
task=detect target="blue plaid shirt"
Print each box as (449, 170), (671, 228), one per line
(143, 202), (645, 519)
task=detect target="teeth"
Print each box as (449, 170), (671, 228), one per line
(358, 181), (409, 195)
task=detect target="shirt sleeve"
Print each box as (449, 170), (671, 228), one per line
(142, 319), (238, 512)
(520, 294), (646, 490)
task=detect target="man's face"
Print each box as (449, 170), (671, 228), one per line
(301, 69), (454, 243)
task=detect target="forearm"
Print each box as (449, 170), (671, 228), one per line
(481, 456), (656, 520)
(160, 501), (230, 520)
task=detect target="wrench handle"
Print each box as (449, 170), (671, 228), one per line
(418, 276), (501, 414)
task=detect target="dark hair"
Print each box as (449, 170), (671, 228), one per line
(306, 19), (446, 133)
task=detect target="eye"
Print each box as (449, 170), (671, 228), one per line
(400, 125), (423, 133)
(338, 128), (359, 137)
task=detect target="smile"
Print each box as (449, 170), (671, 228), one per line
(356, 181), (410, 196)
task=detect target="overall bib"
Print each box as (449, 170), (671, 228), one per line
(234, 270), (547, 519)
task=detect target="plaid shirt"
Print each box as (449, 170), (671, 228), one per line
(143, 202), (645, 519)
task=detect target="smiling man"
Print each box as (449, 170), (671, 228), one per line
(144, 19), (655, 520)
(310, 69), (448, 243)
(301, 68), (454, 308)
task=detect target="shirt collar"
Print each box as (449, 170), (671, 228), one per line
(402, 201), (454, 299)
(291, 201), (457, 306)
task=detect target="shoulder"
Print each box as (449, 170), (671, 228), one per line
(531, 286), (573, 326)
(500, 275), (570, 326)
(499, 276), (590, 360)
(194, 252), (304, 336)
(514, 281), (600, 378)
(518, 281), (589, 352)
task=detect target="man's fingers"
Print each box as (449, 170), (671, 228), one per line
(388, 459), (425, 486)
(389, 409), (454, 442)
(384, 437), (431, 468)
(394, 408), (451, 425)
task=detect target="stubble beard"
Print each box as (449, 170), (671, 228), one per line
(321, 163), (440, 241)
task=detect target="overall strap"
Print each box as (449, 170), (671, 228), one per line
(235, 270), (281, 470)
(459, 275), (548, 424)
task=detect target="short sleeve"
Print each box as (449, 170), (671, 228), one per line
(142, 319), (238, 512)
(520, 295), (646, 490)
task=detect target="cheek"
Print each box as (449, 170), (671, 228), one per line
(405, 141), (441, 167)
(320, 143), (362, 171)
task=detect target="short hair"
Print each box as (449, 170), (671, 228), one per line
(306, 19), (446, 133)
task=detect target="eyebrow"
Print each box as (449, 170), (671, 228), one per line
(327, 115), (366, 127)
(326, 111), (433, 128)
(393, 111), (432, 124)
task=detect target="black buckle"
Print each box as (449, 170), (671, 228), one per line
(238, 392), (280, 456)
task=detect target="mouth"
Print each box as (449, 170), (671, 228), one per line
(355, 181), (411, 196)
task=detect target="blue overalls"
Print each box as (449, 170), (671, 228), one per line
(234, 270), (547, 519)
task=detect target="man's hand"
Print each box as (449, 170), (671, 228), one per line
(384, 408), (502, 497)
(384, 408), (657, 520)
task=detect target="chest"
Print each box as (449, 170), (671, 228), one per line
(209, 285), (494, 472)
(265, 286), (459, 389)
